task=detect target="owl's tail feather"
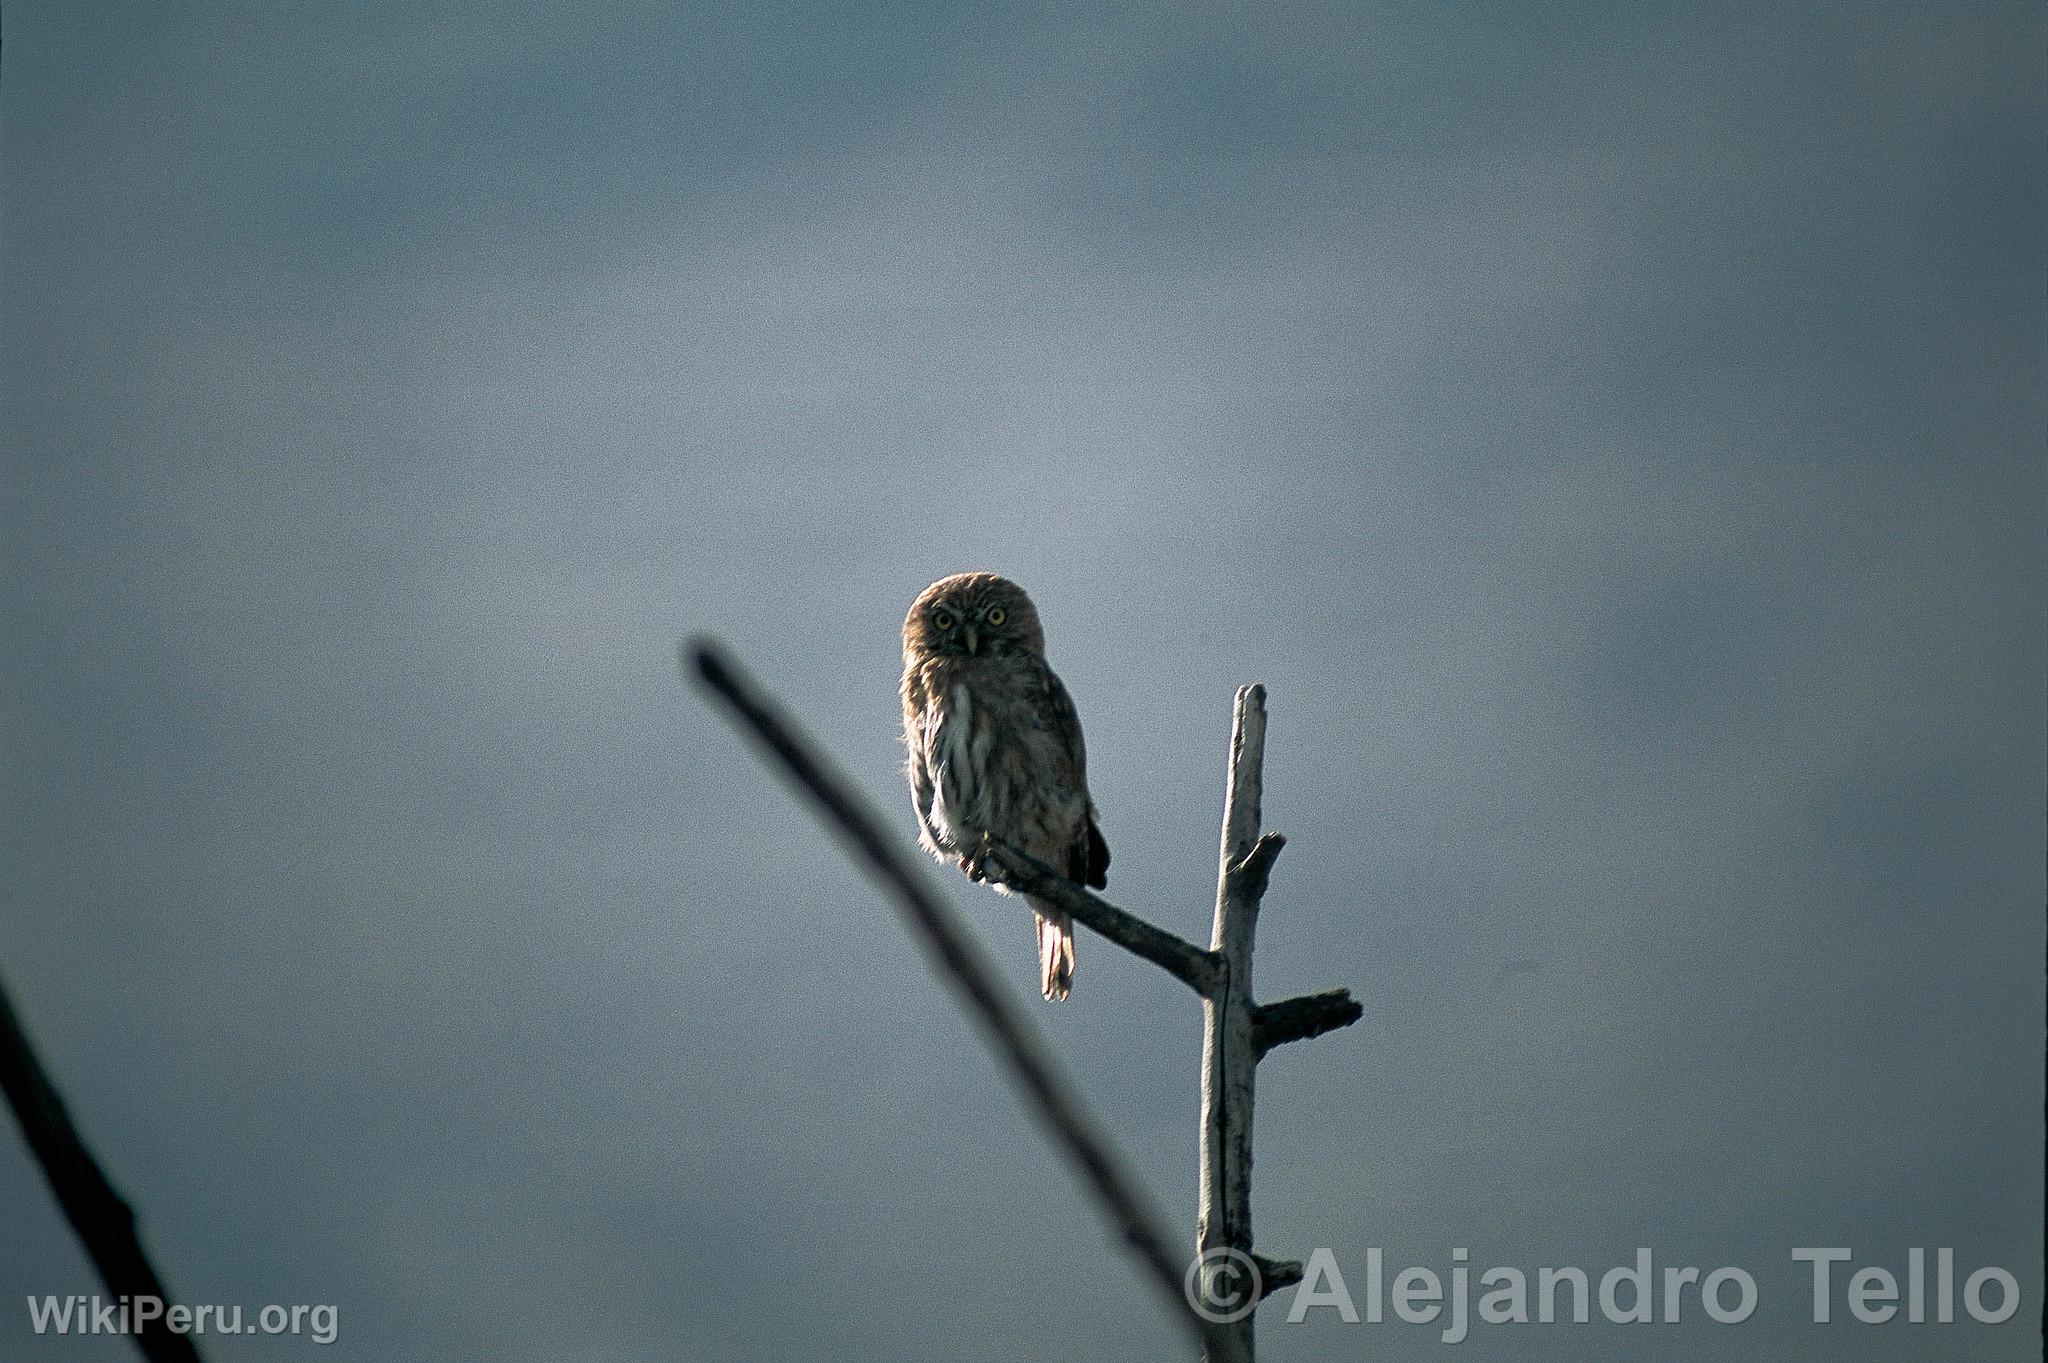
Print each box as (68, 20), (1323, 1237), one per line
(1036, 907), (1076, 1002)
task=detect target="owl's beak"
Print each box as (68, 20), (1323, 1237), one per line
(963, 624), (979, 655)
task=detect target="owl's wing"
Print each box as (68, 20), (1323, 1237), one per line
(1031, 667), (1083, 781)
(1081, 815), (1110, 889)
(1037, 664), (1111, 890)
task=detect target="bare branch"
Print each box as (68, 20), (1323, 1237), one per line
(1216, 684), (1267, 872)
(979, 840), (1220, 997)
(1253, 989), (1363, 1057)
(1198, 683), (1269, 1360)
(687, 638), (1243, 1362)
(1226, 832), (1285, 903)
(0, 972), (206, 1363)
(1253, 1253), (1306, 1298)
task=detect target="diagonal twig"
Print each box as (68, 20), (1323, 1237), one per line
(0, 971), (205, 1363)
(686, 637), (1242, 1362)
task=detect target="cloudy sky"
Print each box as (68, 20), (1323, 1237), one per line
(3, 2), (2041, 1360)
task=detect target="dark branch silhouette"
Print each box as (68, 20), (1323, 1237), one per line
(1253, 990), (1364, 1057)
(0, 972), (205, 1363)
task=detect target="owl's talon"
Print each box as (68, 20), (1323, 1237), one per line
(969, 833), (1000, 883)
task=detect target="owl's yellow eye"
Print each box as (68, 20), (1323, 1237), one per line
(985, 606), (1007, 625)
(931, 610), (955, 631)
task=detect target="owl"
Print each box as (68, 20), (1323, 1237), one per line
(900, 572), (1110, 1001)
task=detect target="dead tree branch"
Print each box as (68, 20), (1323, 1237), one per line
(1190, 685), (1364, 1358)
(1195, 684), (1269, 1358)
(1252, 1253), (1306, 1298)
(977, 841), (1220, 996)
(1253, 990), (1365, 1058)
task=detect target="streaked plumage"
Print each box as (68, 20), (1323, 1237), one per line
(900, 572), (1109, 1001)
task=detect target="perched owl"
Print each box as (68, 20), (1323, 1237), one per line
(900, 572), (1110, 1001)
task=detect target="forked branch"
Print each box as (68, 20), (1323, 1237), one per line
(689, 639), (1359, 1363)
(1226, 833), (1286, 903)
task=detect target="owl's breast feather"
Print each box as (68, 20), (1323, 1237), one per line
(927, 681), (985, 846)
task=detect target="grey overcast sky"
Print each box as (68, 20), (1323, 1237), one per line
(2, 2), (2041, 1360)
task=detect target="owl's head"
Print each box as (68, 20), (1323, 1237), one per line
(903, 572), (1046, 660)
